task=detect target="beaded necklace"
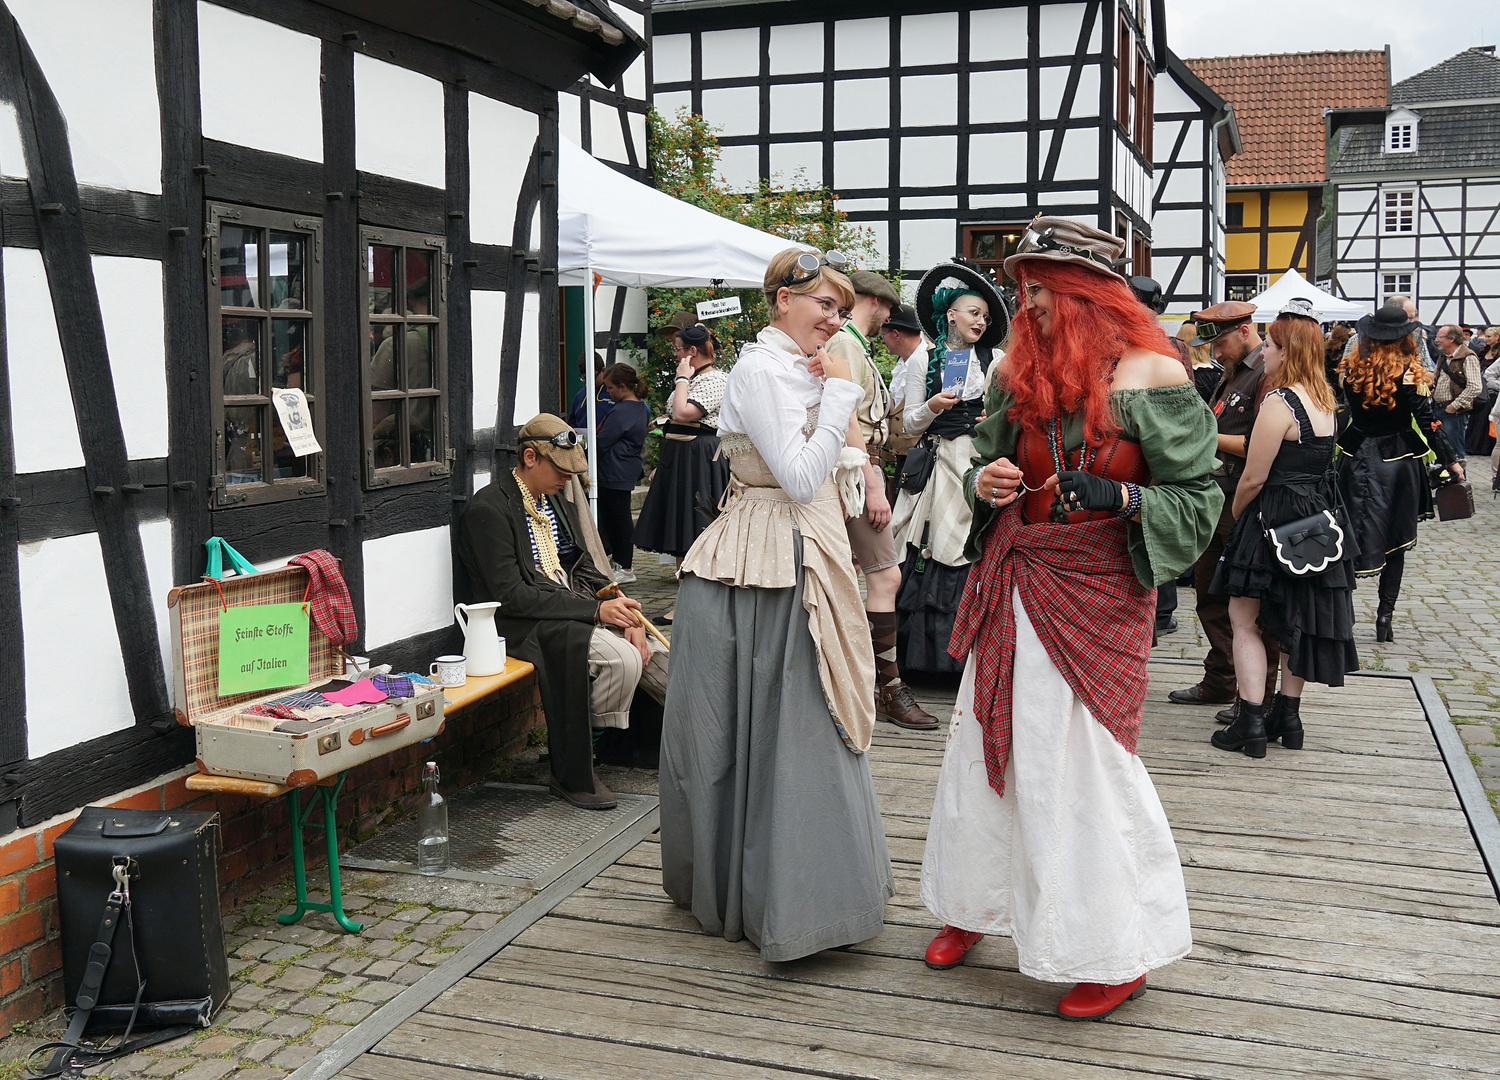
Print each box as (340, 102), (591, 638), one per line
(513, 468), (567, 585)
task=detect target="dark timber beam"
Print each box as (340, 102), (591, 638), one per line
(537, 105), (561, 416)
(444, 82), (475, 597)
(0, 5), (171, 724)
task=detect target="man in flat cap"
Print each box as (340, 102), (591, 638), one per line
(459, 414), (668, 810)
(827, 271), (940, 730)
(1169, 301), (1279, 714)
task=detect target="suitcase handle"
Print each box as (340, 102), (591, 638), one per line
(368, 716), (411, 738)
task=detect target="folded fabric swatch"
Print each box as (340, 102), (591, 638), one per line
(371, 674), (414, 699)
(289, 549), (358, 646)
(322, 681), (390, 706)
(395, 672), (437, 685)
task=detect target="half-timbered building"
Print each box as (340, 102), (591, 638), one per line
(1326, 47), (1500, 327)
(1150, 51), (1237, 315)
(1187, 50), (1387, 300)
(650, 0), (1169, 287)
(0, 0), (642, 835)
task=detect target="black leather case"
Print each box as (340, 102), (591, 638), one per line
(54, 807), (229, 1033)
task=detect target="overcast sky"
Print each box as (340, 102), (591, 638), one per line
(1165, 0), (1496, 82)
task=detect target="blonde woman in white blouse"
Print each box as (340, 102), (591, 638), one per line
(660, 248), (895, 961)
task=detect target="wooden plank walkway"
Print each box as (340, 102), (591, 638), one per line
(338, 663), (1500, 1079)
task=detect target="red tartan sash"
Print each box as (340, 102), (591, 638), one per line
(948, 510), (1155, 797)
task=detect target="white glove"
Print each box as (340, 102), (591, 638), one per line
(836, 446), (867, 519)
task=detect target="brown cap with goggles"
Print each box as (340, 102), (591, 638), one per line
(516, 413), (588, 474)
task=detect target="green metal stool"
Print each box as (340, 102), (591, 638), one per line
(278, 771), (362, 933)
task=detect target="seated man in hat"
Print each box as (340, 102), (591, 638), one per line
(459, 414), (667, 810)
(828, 271), (940, 731)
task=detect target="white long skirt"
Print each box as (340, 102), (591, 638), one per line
(919, 590), (1192, 984)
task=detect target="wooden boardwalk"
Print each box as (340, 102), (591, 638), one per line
(338, 663), (1500, 1079)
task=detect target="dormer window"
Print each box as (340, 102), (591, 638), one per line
(1384, 108), (1420, 154)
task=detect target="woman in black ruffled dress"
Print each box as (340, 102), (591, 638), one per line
(1211, 305), (1359, 758)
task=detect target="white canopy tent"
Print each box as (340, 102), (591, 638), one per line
(1248, 268), (1365, 324)
(555, 138), (809, 514)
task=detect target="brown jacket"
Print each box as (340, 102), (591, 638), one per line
(1434, 344), (1483, 412)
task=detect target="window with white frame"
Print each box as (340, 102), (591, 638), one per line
(1382, 189), (1415, 234)
(1382, 272), (1413, 303)
(1387, 123), (1414, 152)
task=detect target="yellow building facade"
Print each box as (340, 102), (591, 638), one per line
(1223, 187), (1322, 300)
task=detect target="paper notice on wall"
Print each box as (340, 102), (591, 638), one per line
(272, 388), (322, 456)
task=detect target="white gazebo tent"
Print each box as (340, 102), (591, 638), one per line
(1248, 268), (1366, 324)
(556, 138), (808, 513)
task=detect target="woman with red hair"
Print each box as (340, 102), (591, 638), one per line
(918, 218), (1221, 1020)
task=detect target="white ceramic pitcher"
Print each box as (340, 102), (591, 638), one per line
(453, 601), (504, 676)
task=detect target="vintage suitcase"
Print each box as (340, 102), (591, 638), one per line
(54, 807), (229, 1034)
(168, 562), (445, 785)
(1434, 478), (1476, 521)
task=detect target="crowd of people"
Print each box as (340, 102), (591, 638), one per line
(456, 214), (1479, 1024)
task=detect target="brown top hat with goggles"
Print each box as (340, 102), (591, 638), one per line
(1189, 300), (1258, 348)
(1002, 214), (1129, 285)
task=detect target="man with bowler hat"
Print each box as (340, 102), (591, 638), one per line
(1169, 301), (1279, 715)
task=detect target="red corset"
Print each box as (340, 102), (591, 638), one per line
(1014, 427), (1150, 525)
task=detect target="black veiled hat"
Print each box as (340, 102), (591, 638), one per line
(1356, 302), (1422, 342)
(915, 260), (1009, 350)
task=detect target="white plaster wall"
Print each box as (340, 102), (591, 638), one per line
(901, 75), (958, 128)
(513, 292), (541, 426)
(1155, 74), (1197, 114)
(590, 99), (630, 164)
(619, 286), (648, 334)
(835, 140), (887, 189)
(472, 469), (491, 495)
(93, 256), (168, 462)
(557, 92), (582, 149)
(971, 70), (1029, 125)
(9, 0), (159, 193)
(835, 19), (888, 67)
(198, 3), (322, 163)
(1036, 188), (1092, 206)
(621, 58), (647, 102)
(903, 195), (956, 211)
(900, 219), (957, 272)
(1161, 167), (1201, 206)
(700, 28), (759, 79)
(140, 518), (175, 709)
(1152, 207), (1202, 248)
(717, 145), (760, 192)
(1052, 128), (1098, 183)
(5, 247), (83, 473)
(969, 7), (1027, 61)
(1345, 238), (1377, 262)
(901, 137), (957, 188)
(1339, 188), (1374, 215)
(770, 83), (824, 134)
(902, 13), (957, 63)
(1383, 237), (1417, 262)
(1040, 65), (1099, 120)
(700, 86), (760, 137)
(835, 80), (889, 130)
(770, 23), (823, 75)
(969, 195), (1030, 212)
(652, 34), (691, 83)
(362, 527), (454, 650)
(654, 91), (691, 119)
(470, 94), (539, 247)
(471, 290), (506, 433)
(354, 53), (445, 188)
(21, 532), (134, 757)
(0, 102), (26, 178)
(860, 220), (889, 264)
(970, 132), (1027, 186)
(1040, 2), (1098, 56)
(770, 142), (821, 186)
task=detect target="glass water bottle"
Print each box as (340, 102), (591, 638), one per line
(416, 762), (449, 875)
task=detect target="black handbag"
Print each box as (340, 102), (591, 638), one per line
(1434, 478), (1475, 520)
(1261, 509), (1347, 576)
(38, 808), (229, 1076)
(897, 436), (936, 493)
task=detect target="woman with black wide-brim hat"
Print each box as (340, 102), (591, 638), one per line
(888, 260), (1009, 675)
(1337, 302), (1464, 641)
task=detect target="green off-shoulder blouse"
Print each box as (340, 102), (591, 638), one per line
(963, 381), (1223, 588)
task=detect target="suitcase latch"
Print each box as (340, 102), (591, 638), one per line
(317, 732), (341, 755)
(417, 699), (435, 720)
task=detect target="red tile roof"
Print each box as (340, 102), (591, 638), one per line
(1185, 51), (1388, 186)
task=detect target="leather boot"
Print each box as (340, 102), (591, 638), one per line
(549, 770), (618, 810)
(1374, 608), (1394, 642)
(925, 926), (983, 969)
(877, 682), (940, 730)
(1057, 976), (1146, 1020)
(1211, 698), (1267, 758)
(1265, 693), (1304, 750)
(1215, 699), (1239, 725)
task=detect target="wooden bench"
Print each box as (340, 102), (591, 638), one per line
(185, 657), (537, 932)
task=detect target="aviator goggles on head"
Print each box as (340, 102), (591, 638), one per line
(1192, 318), (1251, 344)
(1015, 226), (1121, 274)
(518, 429), (581, 449)
(780, 249), (848, 288)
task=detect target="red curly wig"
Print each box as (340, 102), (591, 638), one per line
(1005, 261), (1176, 444)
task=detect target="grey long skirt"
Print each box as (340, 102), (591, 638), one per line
(660, 539), (895, 962)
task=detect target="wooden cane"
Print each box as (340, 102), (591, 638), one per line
(596, 583), (671, 651)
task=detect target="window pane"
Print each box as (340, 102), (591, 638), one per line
(368, 245), (398, 315)
(972, 233), (997, 261)
(271, 319), (306, 389)
(410, 397), (435, 463)
(269, 232), (307, 310)
(224, 406), (263, 485)
(406, 325), (433, 388)
(222, 317), (261, 396)
(372, 399), (402, 470)
(405, 250), (434, 316)
(220, 226), (259, 308)
(370, 323), (399, 391)
(271, 410), (309, 480)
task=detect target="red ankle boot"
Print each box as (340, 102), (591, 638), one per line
(1056, 976), (1146, 1019)
(924, 925), (983, 970)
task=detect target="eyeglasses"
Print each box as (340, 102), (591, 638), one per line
(953, 304), (991, 324)
(518, 430), (580, 449)
(780, 249), (848, 288)
(1023, 282), (1045, 301)
(800, 293), (853, 322)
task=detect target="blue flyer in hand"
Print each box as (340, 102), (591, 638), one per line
(942, 349), (972, 397)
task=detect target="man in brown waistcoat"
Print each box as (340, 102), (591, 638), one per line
(1169, 301), (1279, 714)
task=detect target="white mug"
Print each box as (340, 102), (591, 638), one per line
(430, 655), (466, 687)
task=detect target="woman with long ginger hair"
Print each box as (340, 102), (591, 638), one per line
(918, 218), (1221, 1020)
(1209, 302), (1359, 759)
(1337, 303), (1464, 641)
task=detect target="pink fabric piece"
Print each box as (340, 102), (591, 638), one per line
(321, 681), (389, 706)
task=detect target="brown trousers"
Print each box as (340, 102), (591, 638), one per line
(1194, 489), (1279, 702)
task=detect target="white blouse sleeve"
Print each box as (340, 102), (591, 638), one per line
(904, 350), (938, 434)
(727, 366), (862, 503)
